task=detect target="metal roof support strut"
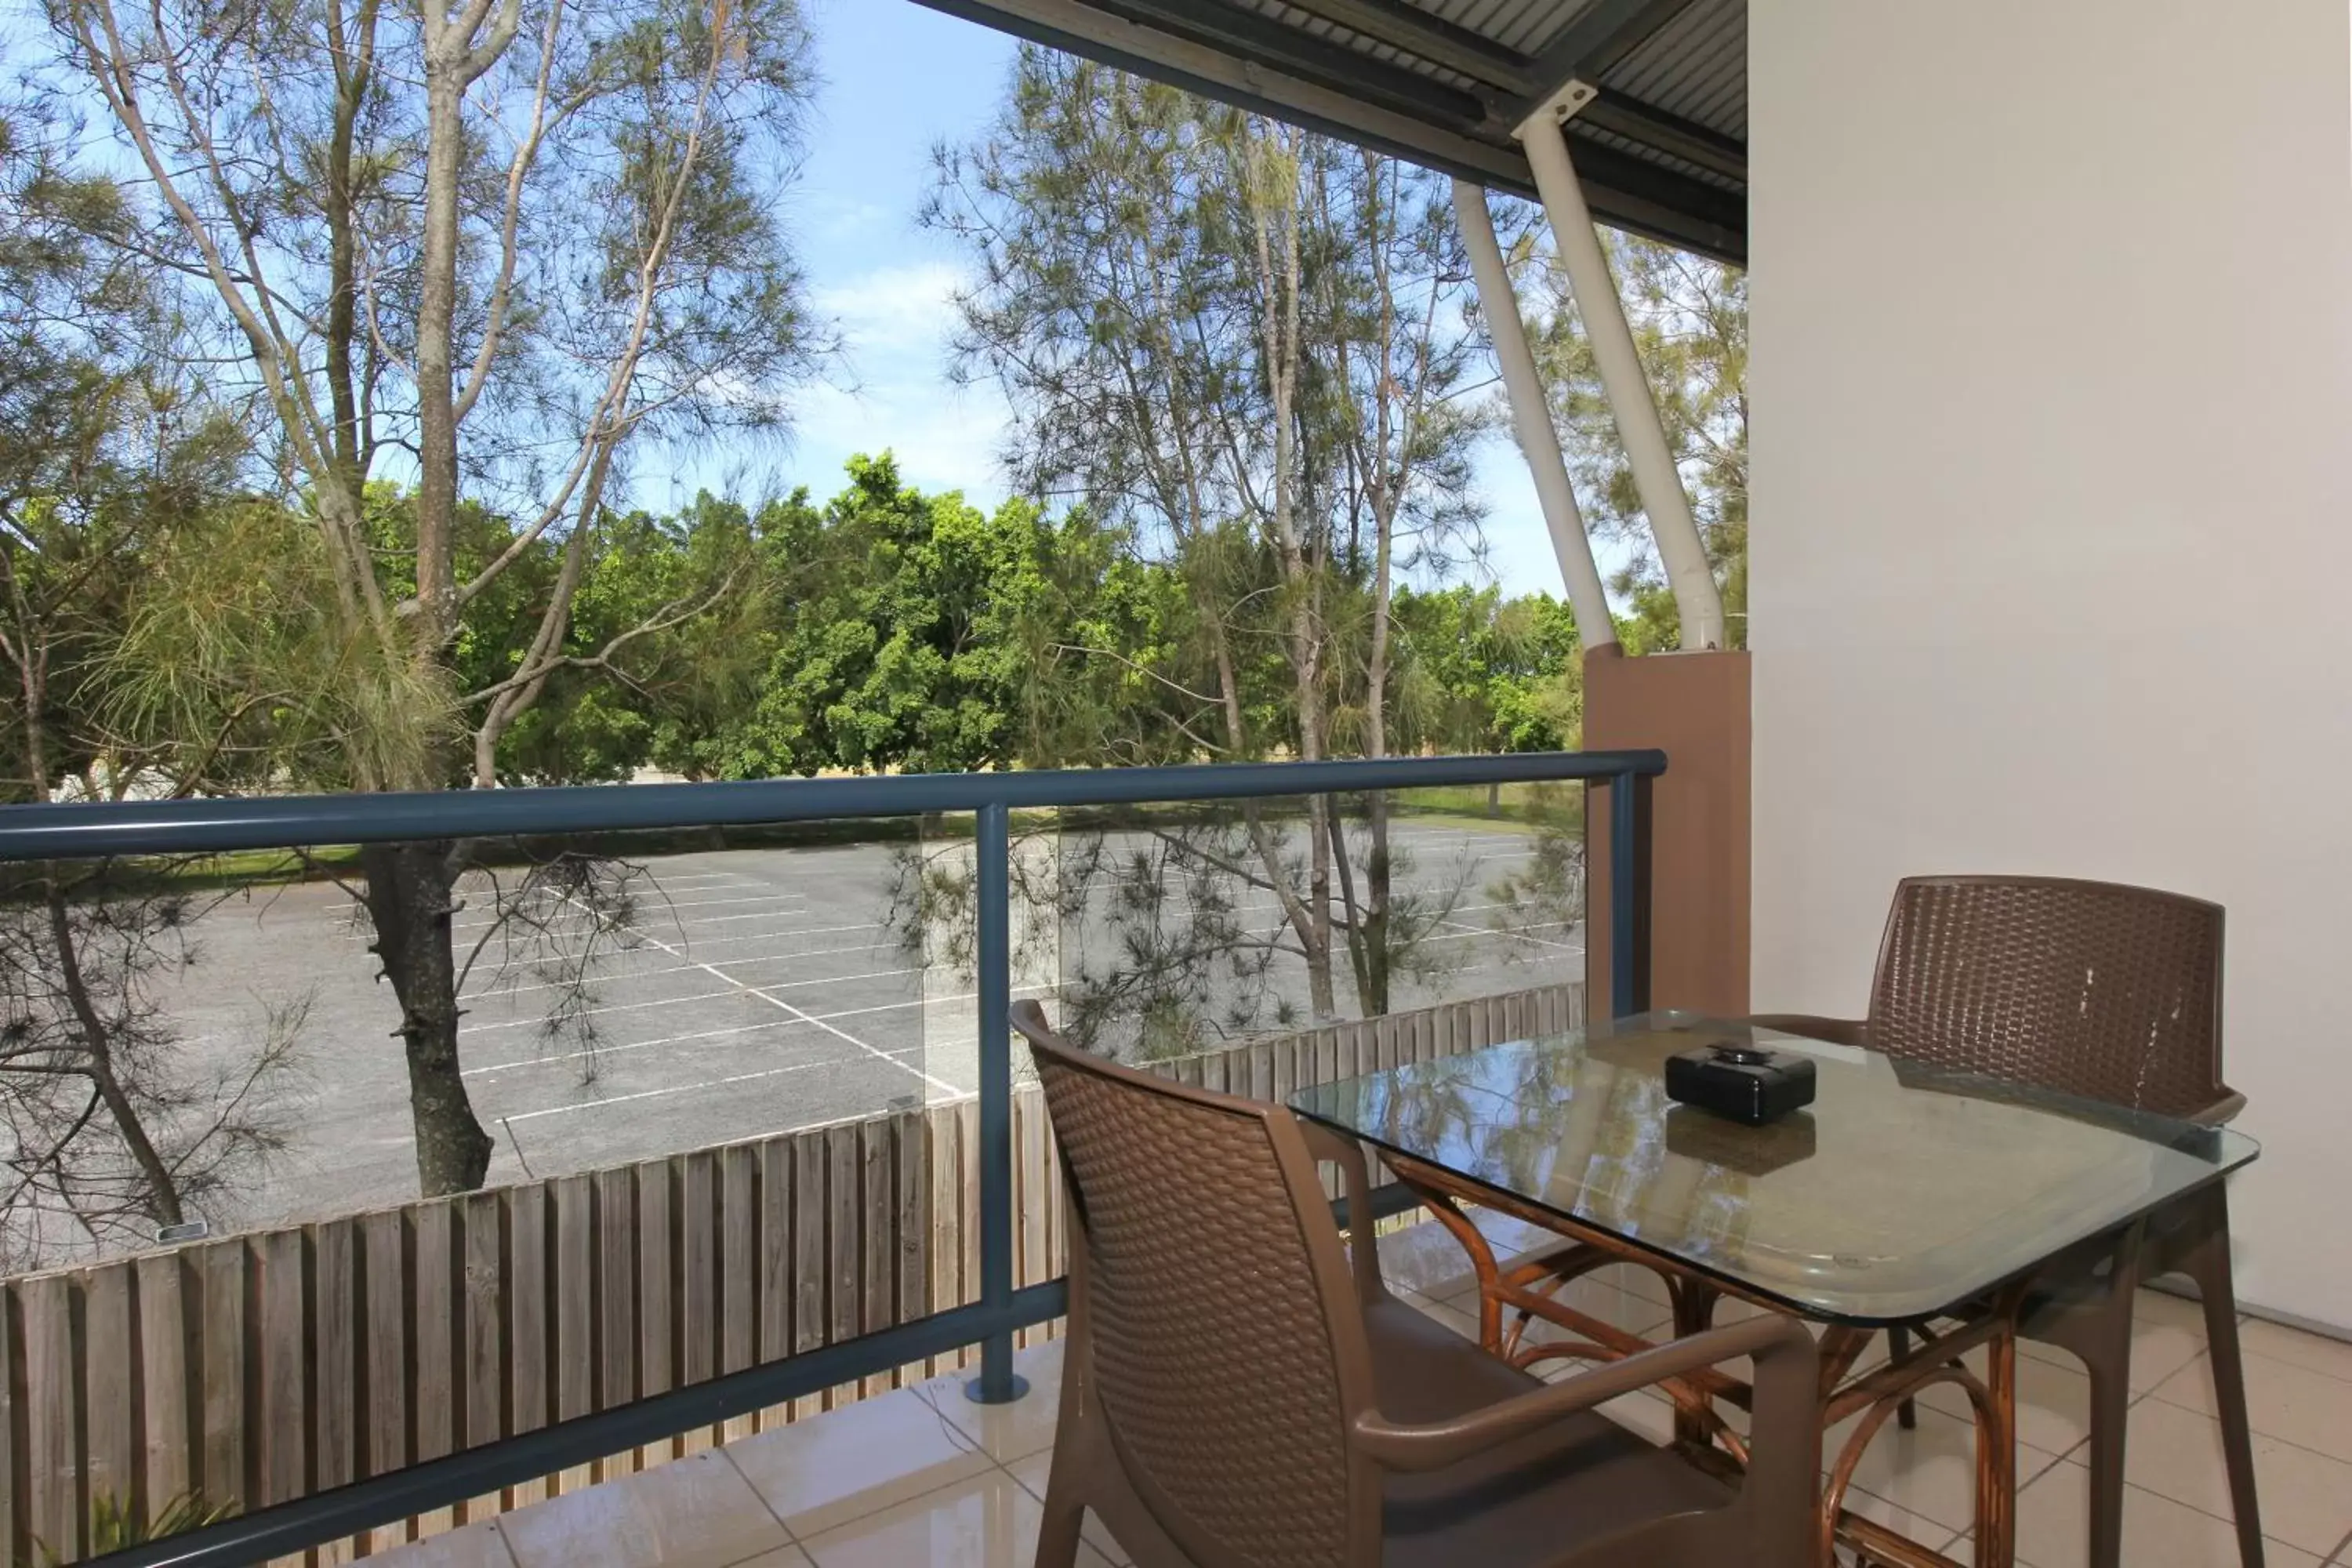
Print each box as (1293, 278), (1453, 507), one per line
(1451, 178), (1618, 654)
(1519, 81), (1727, 652)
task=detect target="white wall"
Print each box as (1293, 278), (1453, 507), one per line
(1749, 0), (2352, 1327)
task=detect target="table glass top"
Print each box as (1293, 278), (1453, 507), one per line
(1288, 1011), (2258, 1323)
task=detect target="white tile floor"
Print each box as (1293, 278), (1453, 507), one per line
(383, 1218), (2352, 1568)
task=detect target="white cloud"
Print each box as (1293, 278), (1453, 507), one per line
(776, 260), (1011, 502)
(814, 261), (969, 359)
(808, 195), (894, 244)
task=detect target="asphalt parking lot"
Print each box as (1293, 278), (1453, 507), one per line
(154, 818), (1581, 1236)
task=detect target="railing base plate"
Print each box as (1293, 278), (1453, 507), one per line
(964, 1372), (1033, 1406)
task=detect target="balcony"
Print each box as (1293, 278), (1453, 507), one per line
(8, 0), (2347, 1556)
(0, 753), (1632, 1566)
(365, 1227), (2352, 1568)
(0, 750), (2339, 1568)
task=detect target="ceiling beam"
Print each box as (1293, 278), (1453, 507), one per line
(1509, 0), (1706, 122)
(1580, 91), (1745, 183)
(1094, 0), (1493, 125)
(1267, 0), (1537, 94)
(1558, 138), (1745, 264)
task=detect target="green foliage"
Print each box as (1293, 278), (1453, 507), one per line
(1519, 226), (1748, 646)
(33, 1487), (236, 1564)
(927, 48), (1490, 770)
(0, 103), (248, 802)
(699, 455), (1119, 779)
(107, 499), (458, 794)
(1391, 584), (1584, 754)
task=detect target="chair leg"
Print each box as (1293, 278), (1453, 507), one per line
(1033, 1449), (1086, 1568)
(2082, 1345), (2133, 1568)
(1887, 1326), (1917, 1430)
(2179, 1195), (2266, 1567)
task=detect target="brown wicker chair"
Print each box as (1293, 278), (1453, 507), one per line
(1009, 1000), (1823, 1568)
(1751, 874), (2262, 1568)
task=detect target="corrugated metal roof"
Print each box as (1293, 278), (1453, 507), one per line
(1602, 0), (1744, 137)
(1421, 0), (1609, 58)
(915, 0), (1748, 263)
(1568, 117), (1740, 194)
(1233, 1), (1490, 93)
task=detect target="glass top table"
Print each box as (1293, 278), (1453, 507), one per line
(1289, 1010), (2259, 1327)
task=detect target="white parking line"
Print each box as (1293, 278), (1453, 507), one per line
(631, 892), (813, 915)
(461, 986), (749, 1034)
(321, 873), (765, 921)
(463, 959), (920, 1002)
(705, 939), (902, 969)
(1432, 919), (1582, 953)
(644, 906), (858, 932)
(645, 920), (890, 953)
(567, 900), (957, 1097)
(468, 982), (1057, 1077)
(499, 1050), (921, 1124)
(337, 891), (819, 941)
(465, 1016), (805, 1076)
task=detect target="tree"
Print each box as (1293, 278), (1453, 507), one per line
(451, 490), (769, 786)
(0, 107), (299, 1266)
(48, 0), (824, 1195)
(1392, 584), (1583, 788)
(699, 455), (1116, 780)
(1519, 227), (1747, 649)
(930, 53), (1488, 1026)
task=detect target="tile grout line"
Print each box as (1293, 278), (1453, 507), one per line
(1837, 1419), (2076, 1551)
(713, 1439), (807, 1560)
(2132, 1345), (2352, 1471)
(708, 1380), (1008, 1563)
(2327, 1519), (2352, 1565)
(1986, 1335), (2352, 1552)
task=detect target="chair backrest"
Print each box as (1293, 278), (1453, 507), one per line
(1866, 876), (2228, 1117)
(1011, 1001), (1375, 1568)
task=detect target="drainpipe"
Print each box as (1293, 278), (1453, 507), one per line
(1518, 85), (1727, 652)
(1451, 179), (1619, 655)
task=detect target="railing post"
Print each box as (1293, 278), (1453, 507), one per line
(1608, 771), (1654, 1018)
(966, 799), (1029, 1404)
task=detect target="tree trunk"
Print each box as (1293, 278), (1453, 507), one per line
(1304, 798), (1337, 1019)
(359, 840), (492, 1194)
(412, 52), (467, 645)
(46, 883), (186, 1228)
(1359, 797), (1391, 1017)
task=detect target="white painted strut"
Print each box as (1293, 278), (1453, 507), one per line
(1518, 90), (1727, 651)
(1450, 178), (1618, 652)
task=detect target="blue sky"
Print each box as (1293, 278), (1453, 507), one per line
(720, 0), (1588, 597)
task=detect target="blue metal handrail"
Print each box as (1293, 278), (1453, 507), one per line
(3, 750), (1662, 1568)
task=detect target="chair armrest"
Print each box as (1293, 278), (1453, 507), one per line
(2191, 1090), (2246, 1126)
(1353, 1312), (1817, 1473)
(1298, 1120), (1386, 1304)
(1748, 1013), (1869, 1048)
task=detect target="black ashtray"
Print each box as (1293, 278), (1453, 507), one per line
(1664, 1040), (1818, 1126)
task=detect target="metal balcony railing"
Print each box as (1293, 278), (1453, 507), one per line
(0, 750), (1662, 1567)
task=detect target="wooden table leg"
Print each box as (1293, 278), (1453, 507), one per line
(1411, 1189), (1504, 1349)
(1670, 1276), (1722, 1448)
(1388, 1156), (2030, 1568)
(1976, 1317), (2019, 1568)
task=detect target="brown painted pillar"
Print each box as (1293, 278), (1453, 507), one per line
(1584, 648), (1752, 1018)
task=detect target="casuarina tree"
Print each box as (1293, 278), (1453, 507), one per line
(47, 0), (824, 1194)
